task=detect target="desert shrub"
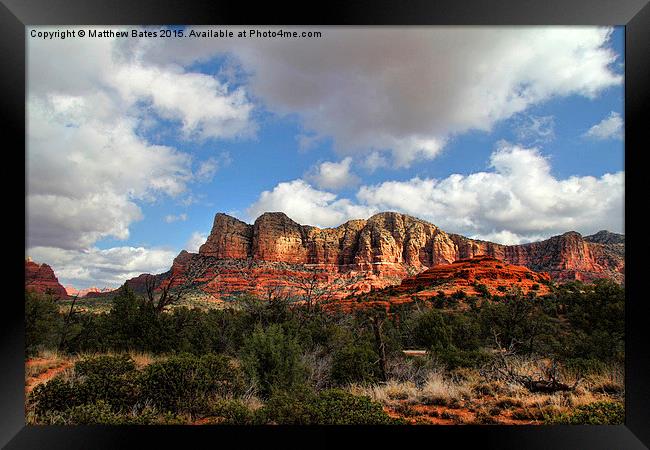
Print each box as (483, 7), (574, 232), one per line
(478, 290), (556, 354)
(139, 353), (245, 412)
(451, 290), (467, 302)
(294, 312), (340, 352)
(545, 401), (624, 425)
(255, 387), (316, 424)
(240, 324), (307, 398)
(72, 355), (140, 409)
(258, 389), (403, 425)
(474, 407), (499, 424)
(406, 309), (452, 349)
(39, 401), (181, 425)
(25, 291), (62, 356)
(562, 357), (608, 377)
(208, 399), (259, 425)
(495, 397), (523, 409)
(308, 389), (403, 424)
(331, 342), (381, 385)
(433, 347), (491, 369)
(30, 378), (83, 416)
(75, 354), (136, 377)
(30, 355), (140, 415)
(42, 400), (120, 425)
(474, 283), (491, 299)
(447, 313), (482, 350)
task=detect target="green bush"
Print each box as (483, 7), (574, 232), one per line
(30, 378), (83, 416)
(255, 388), (316, 424)
(408, 309), (452, 349)
(474, 283), (491, 299)
(240, 324), (307, 398)
(30, 355), (141, 415)
(139, 353), (245, 412)
(433, 347), (491, 369)
(330, 343), (381, 385)
(208, 399), (260, 425)
(545, 401), (624, 425)
(73, 355), (140, 409)
(25, 291), (62, 356)
(308, 389), (403, 424)
(74, 354), (136, 377)
(451, 290), (467, 300)
(258, 389), (403, 425)
(40, 400), (182, 425)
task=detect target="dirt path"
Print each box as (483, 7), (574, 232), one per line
(25, 360), (73, 394)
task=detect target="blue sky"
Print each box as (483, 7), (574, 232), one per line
(27, 26), (625, 288)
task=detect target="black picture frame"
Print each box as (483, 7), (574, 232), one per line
(2, 0), (648, 448)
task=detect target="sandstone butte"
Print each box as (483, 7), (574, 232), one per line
(327, 255), (554, 313)
(113, 211), (624, 303)
(25, 257), (68, 299)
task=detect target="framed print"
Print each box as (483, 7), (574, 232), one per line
(2, 0), (649, 448)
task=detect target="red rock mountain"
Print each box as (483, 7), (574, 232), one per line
(198, 212), (623, 282)
(120, 211), (624, 302)
(65, 286), (115, 298)
(25, 258), (68, 299)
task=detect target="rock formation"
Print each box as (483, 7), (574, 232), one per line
(25, 258), (68, 299)
(112, 211), (625, 303)
(197, 212), (624, 283)
(396, 255), (552, 298)
(65, 286), (115, 298)
(330, 255), (553, 313)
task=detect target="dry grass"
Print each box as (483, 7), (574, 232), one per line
(419, 372), (471, 406)
(349, 361), (624, 425)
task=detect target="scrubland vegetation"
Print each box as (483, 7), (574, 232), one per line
(25, 279), (624, 425)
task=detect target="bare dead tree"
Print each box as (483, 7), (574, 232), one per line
(143, 257), (213, 313)
(370, 314), (388, 383)
(293, 266), (337, 311)
(480, 339), (581, 394)
(264, 283), (290, 303)
(58, 294), (79, 351)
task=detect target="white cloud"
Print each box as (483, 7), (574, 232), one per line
(305, 157), (359, 190)
(296, 133), (322, 152)
(27, 27), (255, 252)
(471, 230), (546, 246)
(356, 143), (624, 239)
(164, 213), (188, 223)
(27, 94), (192, 250)
(194, 152), (232, 183)
(362, 151), (390, 172)
(513, 114), (555, 145)
(140, 26), (622, 166)
(185, 231), (208, 253)
(111, 64), (255, 141)
(584, 111), (623, 140)
(247, 143), (624, 242)
(28, 246), (177, 289)
(246, 179), (377, 228)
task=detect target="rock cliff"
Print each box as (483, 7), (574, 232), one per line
(196, 212), (624, 283)
(25, 258), (68, 299)
(113, 211), (624, 303)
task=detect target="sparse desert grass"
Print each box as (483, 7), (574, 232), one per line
(348, 362), (624, 425)
(419, 372), (470, 406)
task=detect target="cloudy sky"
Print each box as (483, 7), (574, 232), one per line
(26, 26), (624, 289)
